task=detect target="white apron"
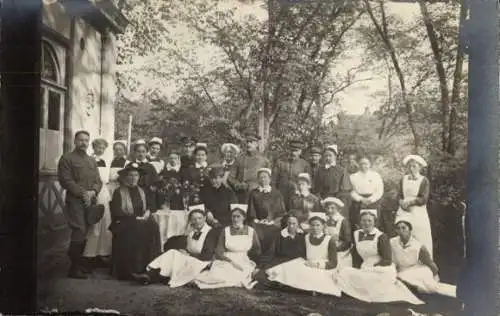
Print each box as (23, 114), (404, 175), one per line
(149, 159), (165, 174)
(395, 175), (433, 258)
(195, 226), (256, 289)
(266, 234), (341, 296)
(336, 229), (424, 304)
(84, 165), (113, 257)
(391, 236), (456, 298)
(325, 215), (352, 268)
(107, 160), (129, 194)
(147, 225), (212, 287)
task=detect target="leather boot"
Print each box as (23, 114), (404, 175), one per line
(68, 242), (87, 279)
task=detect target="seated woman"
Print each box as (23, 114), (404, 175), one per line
(391, 216), (456, 298)
(336, 210), (423, 304)
(109, 162), (162, 281)
(247, 168), (286, 265)
(264, 212), (341, 296)
(322, 197), (352, 268)
(254, 213), (306, 288)
(194, 204), (261, 290)
(131, 204), (219, 287)
(287, 173), (322, 231)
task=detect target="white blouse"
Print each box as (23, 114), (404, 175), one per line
(350, 170), (384, 203)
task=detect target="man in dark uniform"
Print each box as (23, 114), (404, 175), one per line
(57, 130), (102, 279)
(235, 132), (271, 203)
(179, 135), (197, 171)
(308, 144), (323, 194)
(272, 140), (312, 210)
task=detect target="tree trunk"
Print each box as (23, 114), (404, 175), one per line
(447, 1), (468, 155)
(365, 0), (420, 151)
(418, 0), (451, 152)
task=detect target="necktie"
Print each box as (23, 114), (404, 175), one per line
(192, 231), (202, 240)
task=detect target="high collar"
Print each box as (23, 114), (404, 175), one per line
(74, 148), (88, 156)
(191, 223), (211, 235)
(297, 191), (311, 198)
(326, 212), (343, 225)
(223, 160), (235, 167)
(93, 154), (104, 161)
(136, 158), (149, 164)
(324, 162), (337, 169)
(258, 185), (272, 193)
(407, 173), (423, 181)
(281, 227), (303, 238)
(195, 162), (208, 169)
(166, 164), (181, 172)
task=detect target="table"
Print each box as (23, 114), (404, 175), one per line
(153, 209), (189, 248)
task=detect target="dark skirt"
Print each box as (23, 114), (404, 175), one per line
(251, 223), (281, 265)
(111, 216), (162, 280)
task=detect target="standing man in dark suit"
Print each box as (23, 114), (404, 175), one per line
(57, 130), (102, 279)
(308, 144), (323, 194)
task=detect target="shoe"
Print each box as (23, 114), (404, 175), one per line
(68, 264), (88, 279)
(131, 272), (151, 285)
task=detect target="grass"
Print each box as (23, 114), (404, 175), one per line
(37, 227), (463, 316)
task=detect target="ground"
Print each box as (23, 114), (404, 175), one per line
(37, 227), (463, 316)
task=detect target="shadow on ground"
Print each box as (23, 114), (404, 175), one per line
(37, 227), (463, 316)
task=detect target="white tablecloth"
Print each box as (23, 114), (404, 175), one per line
(153, 210), (189, 248)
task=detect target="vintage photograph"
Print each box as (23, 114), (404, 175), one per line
(35, 0), (469, 315)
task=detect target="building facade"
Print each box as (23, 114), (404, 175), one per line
(38, 0), (128, 232)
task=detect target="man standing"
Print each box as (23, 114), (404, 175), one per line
(272, 140), (312, 209)
(57, 131), (102, 279)
(308, 144), (323, 194)
(235, 132), (270, 203)
(179, 135), (197, 171)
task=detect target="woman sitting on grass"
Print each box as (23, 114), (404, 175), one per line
(264, 212), (341, 296)
(391, 216), (456, 298)
(194, 204), (261, 289)
(336, 210), (423, 304)
(254, 213), (306, 289)
(131, 204), (219, 287)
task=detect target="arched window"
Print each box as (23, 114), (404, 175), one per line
(40, 40), (67, 172)
(41, 43), (60, 83)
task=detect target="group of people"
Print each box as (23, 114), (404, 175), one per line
(57, 130), (456, 306)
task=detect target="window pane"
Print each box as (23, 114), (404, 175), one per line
(40, 88), (45, 128)
(48, 91), (61, 131)
(42, 43), (58, 82)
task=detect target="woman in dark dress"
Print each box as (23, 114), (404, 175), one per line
(254, 213), (306, 289)
(132, 140), (160, 211)
(158, 150), (184, 210)
(131, 206), (219, 287)
(109, 162), (162, 280)
(287, 173), (322, 231)
(181, 143), (211, 204)
(247, 168), (287, 265)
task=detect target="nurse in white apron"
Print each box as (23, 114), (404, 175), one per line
(83, 137), (113, 265)
(147, 137), (165, 174)
(265, 212), (342, 296)
(323, 197), (352, 268)
(394, 154), (433, 259)
(391, 216), (456, 297)
(108, 140), (129, 194)
(194, 204), (261, 290)
(336, 209), (423, 304)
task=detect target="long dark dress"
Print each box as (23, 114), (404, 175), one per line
(202, 184), (237, 227)
(255, 229), (307, 289)
(247, 187), (287, 267)
(314, 165), (352, 217)
(109, 185), (161, 280)
(181, 164), (211, 204)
